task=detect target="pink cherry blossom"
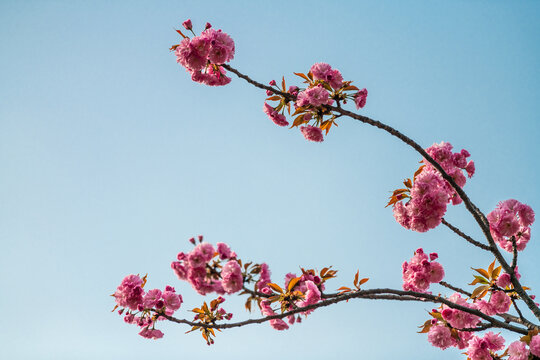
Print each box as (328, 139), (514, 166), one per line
(300, 125), (324, 142)
(496, 273), (511, 288)
(489, 291), (511, 314)
(162, 291), (182, 311)
(114, 275), (144, 310)
(263, 102), (289, 127)
(216, 242), (233, 260)
(201, 29), (235, 64)
(508, 341), (529, 360)
(427, 325), (453, 350)
(143, 289), (162, 309)
(402, 248), (445, 293)
(309, 62), (344, 89)
(296, 85), (332, 107)
(487, 199), (535, 252)
(139, 328), (164, 339)
(355, 88), (368, 109)
(256, 263), (272, 292)
(529, 335), (540, 357)
(221, 260), (243, 294)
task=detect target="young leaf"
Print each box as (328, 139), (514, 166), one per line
(294, 72), (311, 82)
(487, 260), (496, 278)
(472, 267), (489, 279)
(287, 277), (301, 292)
(267, 283), (284, 293)
(175, 29), (187, 39)
(470, 285), (490, 299)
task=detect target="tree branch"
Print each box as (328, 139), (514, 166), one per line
(438, 281), (472, 297)
(223, 64), (540, 322)
(157, 288), (532, 335)
(441, 218), (491, 251)
(511, 236), (518, 270)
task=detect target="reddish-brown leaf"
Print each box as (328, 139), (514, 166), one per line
(175, 29), (187, 39)
(294, 72), (311, 82)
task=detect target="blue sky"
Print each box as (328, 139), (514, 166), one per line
(1, 1), (539, 359)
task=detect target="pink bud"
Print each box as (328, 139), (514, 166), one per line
(269, 80), (276, 86)
(429, 253), (438, 261)
(198, 235), (204, 243)
(165, 285), (175, 292)
(182, 19), (192, 31)
(266, 90), (273, 96)
(189, 237), (196, 245)
(205, 22), (212, 30)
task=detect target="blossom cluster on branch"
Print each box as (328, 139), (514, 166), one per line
(111, 19), (540, 360)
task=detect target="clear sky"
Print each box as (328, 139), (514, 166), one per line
(1, 1), (539, 359)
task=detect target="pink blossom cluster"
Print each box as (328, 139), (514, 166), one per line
(171, 239), (242, 295)
(402, 248), (444, 292)
(113, 275), (183, 339)
(256, 263), (272, 292)
(264, 62), (368, 142)
(506, 338), (540, 360)
(174, 20), (234, 86)
(393, 142), (475, 232)
(487, 199), (535, 252)
(475, 291), (511, 316)
(258, 271), (323, 330)
(263, 102), (289, 127)
(440, 293), (480, 330)
(427, 293), (481, 351)
(423, 142), (475, 205)
(393, 170), (450, 232)
(299, 125), (324, 142)
(310, 62), (344, 89)
(466, 332), (505, 360)
(260, 300), (290, 331)
(296, 85), (334, 108)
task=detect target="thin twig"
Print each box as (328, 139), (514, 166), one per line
(441, 218), (491, 251)
(439, 281), (472, 297)
(512, 297), (527, 325)
(511, 236), (518, 270)
(457, 323), (493, 332)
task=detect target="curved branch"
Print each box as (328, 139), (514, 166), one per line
(441, 218), (491, 251)
(222, 63), (540, 322)
(157, 288), (531, 335)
